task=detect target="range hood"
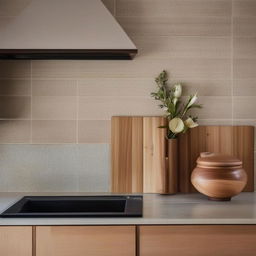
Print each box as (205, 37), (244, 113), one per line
(0, 0), (137, 60)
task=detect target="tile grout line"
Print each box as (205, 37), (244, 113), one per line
(231, 0), (234, 125)
(114, 0), (116, 17)
(76, 80), (79, 144)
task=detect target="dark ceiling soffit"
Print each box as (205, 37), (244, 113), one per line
(0, 49), (138, 60)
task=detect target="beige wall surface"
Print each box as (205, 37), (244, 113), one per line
(0, 0), (255, 191)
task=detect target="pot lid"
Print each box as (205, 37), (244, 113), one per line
(197, 152), (242, 167)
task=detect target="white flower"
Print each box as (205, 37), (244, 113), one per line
(169, 118), (184, 134)
(184, 117), (199, 128)
(172, 97), (178, 106)
(173, 84), (182, 98)
(162, 106), (168, 112)
(187, 93), (198, 108)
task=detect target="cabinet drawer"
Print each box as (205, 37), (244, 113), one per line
(140, 225), (256, 256)
(36, 226), (135, 256)
(0, 226), (32, 256)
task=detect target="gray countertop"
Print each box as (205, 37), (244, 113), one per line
(0, 192), (256, 225)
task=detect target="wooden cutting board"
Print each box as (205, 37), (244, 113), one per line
(111, 116), (254, 193)
(111, 117), (143, 193)
(178, 126), (254, 192)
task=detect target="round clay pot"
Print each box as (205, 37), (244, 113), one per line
(191, 152), (247, 201)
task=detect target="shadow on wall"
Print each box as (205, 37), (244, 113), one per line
(0, 0), (32, 16)
(0, 61), (31, 120)
(0, 60), (31, 143)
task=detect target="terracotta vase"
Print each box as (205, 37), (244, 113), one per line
(167, 139), (178, 194)
(191, 152), (247, 201)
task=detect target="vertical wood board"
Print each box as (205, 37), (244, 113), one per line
(111, 117), (254, 193)
(111, 117), (143, 193)
(143, 117), (167, 193)
(179, 126), (254, 192)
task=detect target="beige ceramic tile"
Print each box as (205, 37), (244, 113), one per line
(78, 78), (155, 97)
(78, 97), (162, 120)
(177, 79), (232, 96)
(102, 0), (115, 15)
(32, 59), (170, 78)
(234, 79), (256, 96)
(0, 0), (30, 16)
(78, 120), (110, 143)
(117, 17), (174, 36)
(78, 78), (231, 98)
(232, 118), (256, 127)
(233, 17), (256, 37)
(233, 97), (256, 119)
(0, 79), (31, 95)
(33, 58), (229, 80)
(168, 58), (231, 80)
(234, 59), (256, 79)
(0, 61), (30, 78)
(168, 0), (231, 17)
(233, 0), (256, 17)
(116, 0), (231, 17)
(233, 38), (256, 59)
(32, 60), (78, 79)
(0, 96), (31, 119)
(167, 17), (231, 36)
(117, 16), (231, 36)
(198, 119), (233, 126)
(78, 59), (166, 78)
(189, 96), (232, 119)
(116, 0), (171, 17)
(0, 120), (30, 143)
(32, 120), (76, 143)
(130, 36), (170, 59)
(33, 58), (230, 80)
(32, 80), (76, 96)
(109, 58), (230, 79)
(83, 59), (229, 80)
(169, 37), (231, 59)
(32, 96), (76, 120)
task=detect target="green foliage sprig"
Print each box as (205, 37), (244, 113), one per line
(151, 70), (202, 139)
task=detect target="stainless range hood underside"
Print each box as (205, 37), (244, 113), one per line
(0, 0), (137, 60)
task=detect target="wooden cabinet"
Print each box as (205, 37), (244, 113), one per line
(0, 226), (32, 256)
(36, 226), (136, 256)
(2, 224), (256, 256)
(139, 225), (256, 256)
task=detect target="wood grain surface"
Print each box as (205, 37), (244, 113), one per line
(139, 225), (256, 256)
(167, 139), (178, 194)
(36, 226), (135, 256)
(111, 117), (143, 193)
(111, 117), (254, 193)
(0, 226), (32, 256)
(143, 117), (167, 193)
(179, 126), (254, 192)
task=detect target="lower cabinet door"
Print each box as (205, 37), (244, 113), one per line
(140, 225), (256, 256)
(36, 226), (136, 256)
(0, 226), (32, 256)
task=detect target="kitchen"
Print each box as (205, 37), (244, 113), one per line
(0, 0), (255, 255)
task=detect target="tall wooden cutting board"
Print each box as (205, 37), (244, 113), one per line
(111, 116), (167, 193)
(179, 126), (254, 192)
(111, 116), (254, 193)
(143, 117), (167, 193)
(111, 117), (143, 193)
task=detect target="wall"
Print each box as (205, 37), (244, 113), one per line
(0, 0), (255, 191)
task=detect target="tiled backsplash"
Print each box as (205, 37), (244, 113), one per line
(0, 0), (255, 191)
(0, 144), (109, 192)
